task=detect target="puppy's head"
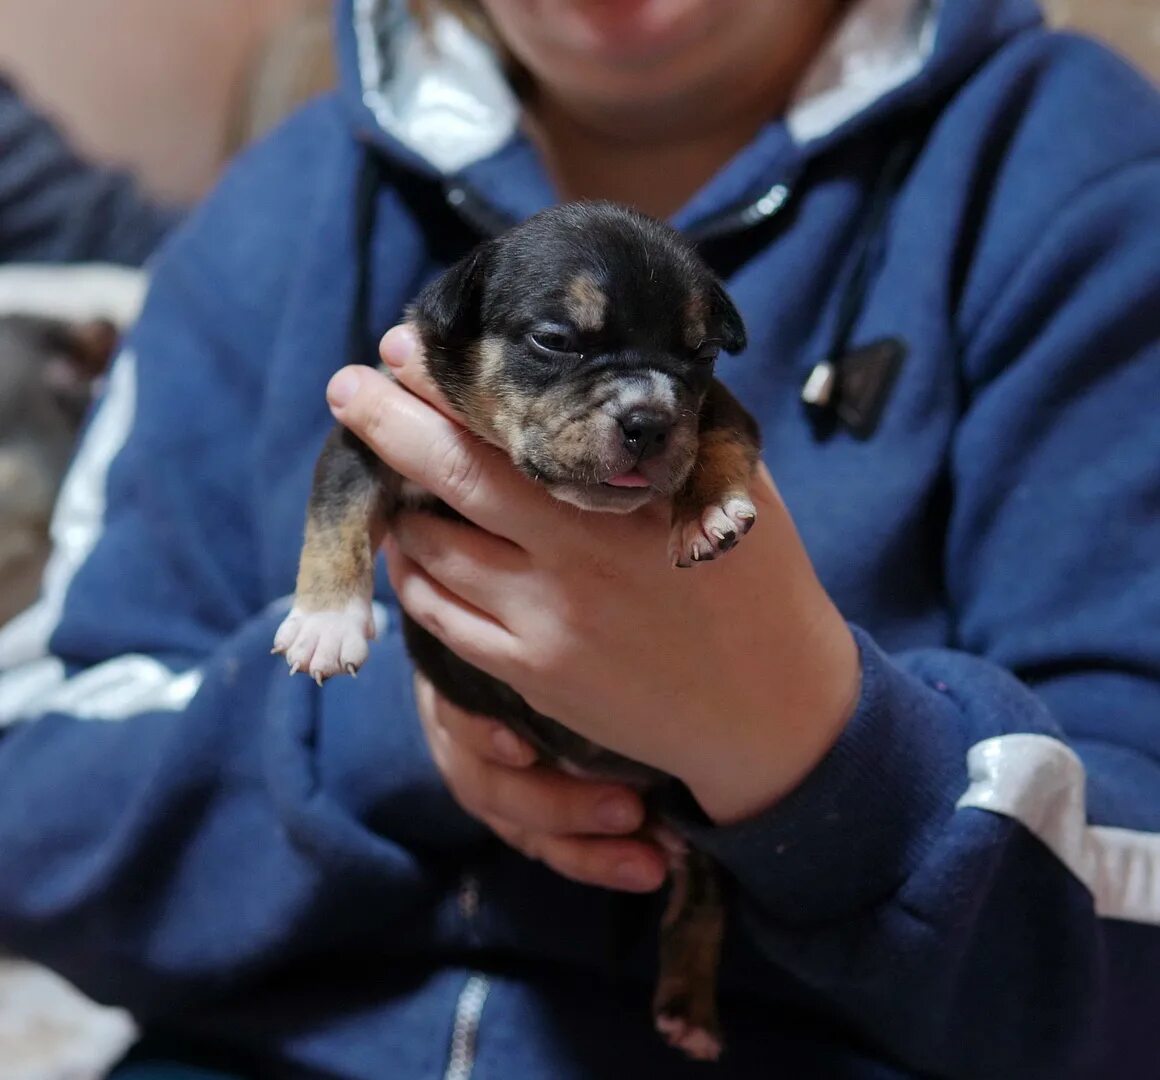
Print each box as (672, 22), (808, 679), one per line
(411, 202), (746, 512)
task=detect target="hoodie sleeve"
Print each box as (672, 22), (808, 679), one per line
(0, 111), (457, 1018)
(0, 75), (182, 265)
(673, 160), (1160, 1077)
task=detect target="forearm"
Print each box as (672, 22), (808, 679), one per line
(667, 629), (1160, 1076)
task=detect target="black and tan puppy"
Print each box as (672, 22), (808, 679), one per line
(275, 202), (761, 1062)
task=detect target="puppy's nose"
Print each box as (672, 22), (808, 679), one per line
(618, 410), (672, 460)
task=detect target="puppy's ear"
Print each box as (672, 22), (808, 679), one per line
(709, 279), (747, 355)
(409, 242), (493, 348)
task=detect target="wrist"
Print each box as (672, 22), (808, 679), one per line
(684, 603), (861, 825)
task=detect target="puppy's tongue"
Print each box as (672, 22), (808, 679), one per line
(605, 470), (651, 488)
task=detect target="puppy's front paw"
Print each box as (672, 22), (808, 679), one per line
(272, 597), (375, 684)
(669, 494), (756, 568)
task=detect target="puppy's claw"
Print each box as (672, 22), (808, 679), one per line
(273, 599), (374, 683)
(345, 664), (359, 678)
(669, 493), (756, 567)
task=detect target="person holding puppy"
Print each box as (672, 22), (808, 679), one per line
(1, 1), (1158, 1078)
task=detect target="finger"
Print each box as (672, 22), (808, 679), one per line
(392, 511), (528, 623)
(487, 818), (667, 893)
(387, 548), (518, 680)
(379, 324), (451, 415)
(477, 763), (647, 838)
(327, 365), (559, 545)
(424, 714), (648, 838)
(415, 672), (537, 768)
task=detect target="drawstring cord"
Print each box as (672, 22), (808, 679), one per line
(801, 131), (925, 436)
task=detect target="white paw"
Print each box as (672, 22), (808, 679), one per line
(655, 1013), (722, 1062)
(272, 597), (375, 685)
(669, 494), (756, 568)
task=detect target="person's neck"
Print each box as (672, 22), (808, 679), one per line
(523, 10), (842, 220)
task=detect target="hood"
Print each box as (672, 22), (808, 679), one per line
(335, 0), (1044, 180)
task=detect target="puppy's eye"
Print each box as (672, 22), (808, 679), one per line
(528, 330), (581, 358)
(693, 343), (720, 364)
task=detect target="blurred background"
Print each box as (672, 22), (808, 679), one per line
(0, 0), (334, 203)
(0, 0), (1154, 205)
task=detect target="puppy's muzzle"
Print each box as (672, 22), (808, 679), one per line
(618, 409), (673, 462)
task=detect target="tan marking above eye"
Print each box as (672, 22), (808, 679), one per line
(564, 273), (608, 333)
(684, 292), (709, 350)
(476, 337), (508, 389)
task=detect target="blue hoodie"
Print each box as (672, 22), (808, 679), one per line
(1, 1), (1159, 1077)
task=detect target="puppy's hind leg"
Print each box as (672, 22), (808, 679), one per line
(652, 834), (726, 1062)
(274, 425), (395, 684)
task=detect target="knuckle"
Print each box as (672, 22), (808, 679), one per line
(557, 843), (609, 888)
(360, 381), (397, 455)
(517, 831), (543, 862)
(427, 433), (485, 507)
(437, 748), (488, 816)
(516, 625), (567, 685)
(469, 766), (504, 818)
(404, 590), (458, 655)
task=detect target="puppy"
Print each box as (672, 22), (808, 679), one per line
(0, 315), (117, 626)
(275, 202), (762, 1062)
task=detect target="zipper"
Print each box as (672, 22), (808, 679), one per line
(442, 176), (797, 247)
(444, 972), (491, 1080)
(443, 182), (517, 239)
(441, 873), (487, 1080)
(685, 178), (794, 244)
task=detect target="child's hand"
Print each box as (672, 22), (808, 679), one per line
(414, 671), (668, 892)
(326, 326), (861, 825)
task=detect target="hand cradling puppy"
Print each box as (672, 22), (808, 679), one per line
(275, 201), (762, 1062)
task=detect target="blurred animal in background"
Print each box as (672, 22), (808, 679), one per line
(0, 313), (118, 626)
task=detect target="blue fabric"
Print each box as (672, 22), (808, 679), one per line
(109, 1066), (245, 1080)
(1, 1), (1159, 1077)
(0, 74), (181, 264)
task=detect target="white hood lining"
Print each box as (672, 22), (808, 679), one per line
(354, 0), (938, 174)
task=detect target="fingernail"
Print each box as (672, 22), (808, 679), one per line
(614, 859), (662, 891)
(596, 794), (641, 833)
(327, 368), (363, 409)
(492, 727), (532, 765)
(381, 325), (418, 369)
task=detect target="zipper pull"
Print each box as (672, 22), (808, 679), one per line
(802, 338), (907, 440)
